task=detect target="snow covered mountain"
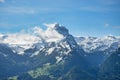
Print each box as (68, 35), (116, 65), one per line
(0, 23), (120, 79)
(22, 23), (81, 64)
(0, 23), (87, 79)
(75, 36), (120, 53)
(0, 23), (65, 55)
(0, 23), (120, 56)
(0, 23), (81, 63)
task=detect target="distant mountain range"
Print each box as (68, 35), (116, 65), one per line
(0, 23), (120, 80)
(75, 35), (120, 53)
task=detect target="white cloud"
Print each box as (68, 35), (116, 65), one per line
(0, 0), (5, 3)
(0, 23), (64, 46)
(4, 33), (39, 45)
(0, 22), (18, 28)
(32, 26), (46, 40)
(112, 26), (120, 29)
(45, 26), (64, 42)
(0, 32), (40, 50)
(104, 23), (120, 29)
(0, 7), (36, 14)
(43, 23), (59, 28)
(0, 6), (67, 15)
(32, 23), (64, 42)
(101, 0), (118, 5)
(79, 6), (112, 12)
(105, 23), (109, 27)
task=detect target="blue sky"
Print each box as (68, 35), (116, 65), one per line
(0, 0), (120, 36)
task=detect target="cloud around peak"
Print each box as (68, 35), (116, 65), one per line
(0, 23), (65, 46)
(32, 23), (64, 42)
(0, 0), (5, 3)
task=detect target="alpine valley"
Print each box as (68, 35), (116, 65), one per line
(0, 23), (120, 80)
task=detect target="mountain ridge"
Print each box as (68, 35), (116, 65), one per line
(0, 23), (120, 56)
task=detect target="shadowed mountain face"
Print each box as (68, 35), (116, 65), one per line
(0, 23), (120, 80)
(98, 48), (120, 80)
